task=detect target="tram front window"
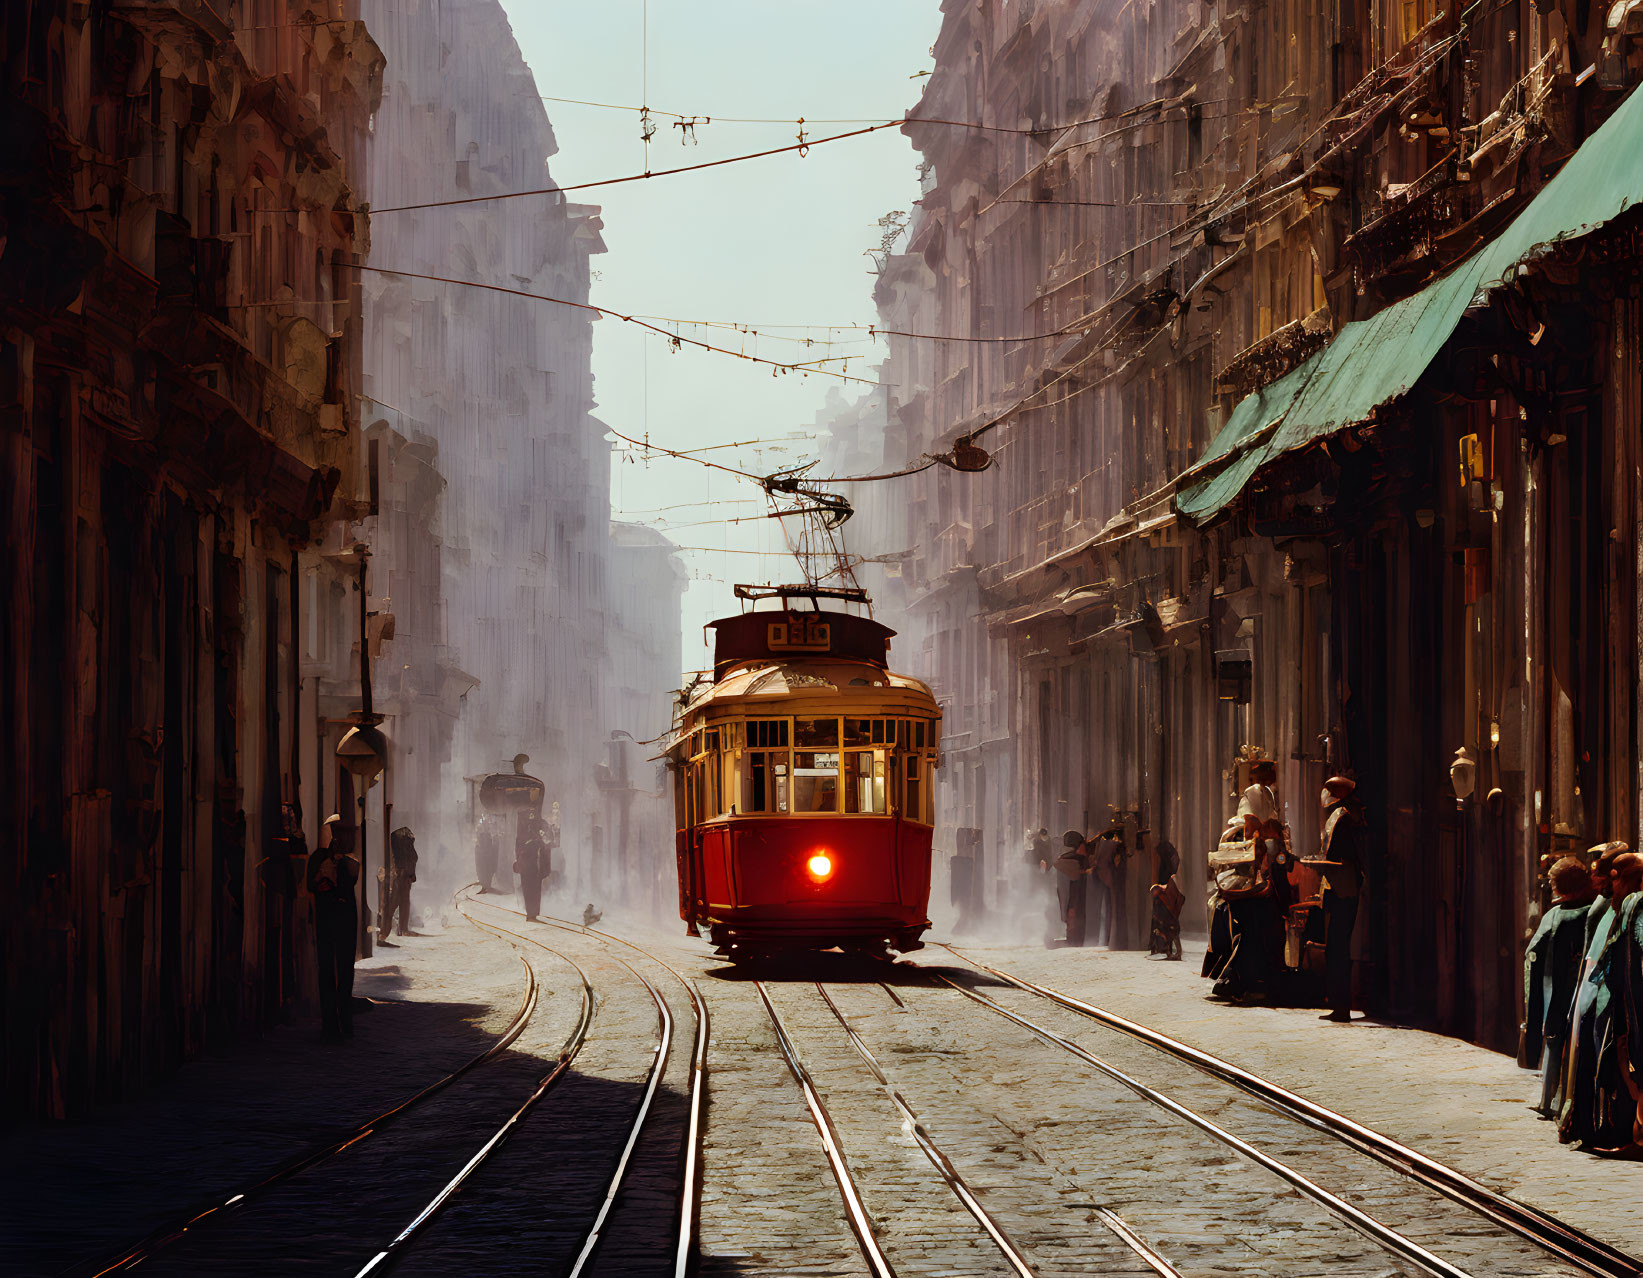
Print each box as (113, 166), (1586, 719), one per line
(793, 750), (840, 812)
(795, 718), (840, 749)
(742, 750), (789, 813)
(844, 750), (887, 813)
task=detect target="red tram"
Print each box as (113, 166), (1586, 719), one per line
(668, 589), (942, 961)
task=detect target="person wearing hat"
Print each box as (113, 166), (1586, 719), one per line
(1523, 857), (1598, 1117)
(306, 814), (360, 1042)
(384, 826), (419, 940)
(1306, 775), (1366, 1022)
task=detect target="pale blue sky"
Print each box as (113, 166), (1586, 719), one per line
(501, 0), (942, 663)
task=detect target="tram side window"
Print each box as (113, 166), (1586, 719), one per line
(690, 733), (724, 820)
(904, 754), (925, 824)
(843, 750), (887, 814)
(793, 750), (840, 812)
(741, 749), (789, 813)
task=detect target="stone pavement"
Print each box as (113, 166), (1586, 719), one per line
(932, 937), (1643, 1260)
(9, 898), (1643, 1278)
(0, 914), (528, 1278)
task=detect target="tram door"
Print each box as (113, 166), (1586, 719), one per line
(673, 756), (701, 924)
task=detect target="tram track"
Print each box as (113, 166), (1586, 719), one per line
(937, 945), (1643, 1278)
(460, 895), (710, 1278)
(74, 894), (540, 1278)
(754, 980), (899, 1278)
(812, 979), (1182, 1278)
(354, 898), (650, 1276)
(924, 967), (1476, 1278)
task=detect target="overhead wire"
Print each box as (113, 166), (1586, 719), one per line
(363, 100), (1246, 216)
(351, 264), (876, 384)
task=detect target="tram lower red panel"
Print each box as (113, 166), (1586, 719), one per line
(676, 817), (932, 949)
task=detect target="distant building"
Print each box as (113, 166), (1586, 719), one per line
(360, 0), (617, 877)
(601, 522), (688, 914)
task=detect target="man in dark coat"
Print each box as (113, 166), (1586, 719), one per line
(384, 826), (418, 938)
(515, 814), (551, 922)
(307, 814), (360, 1042)
(1523, 856), (1597, 1117)
(1055, 830), (1094, 946)
(1308, 775), (1366, 1023)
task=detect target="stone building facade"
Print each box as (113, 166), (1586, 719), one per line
(1, 2), (382, 1116)
(359, 0), (617, 881)
(838, 0), (1643, 1048)
(600, 522), (688, 916)
(359, 0), (681, 903)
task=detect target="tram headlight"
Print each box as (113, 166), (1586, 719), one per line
(807, 853), (834, 880)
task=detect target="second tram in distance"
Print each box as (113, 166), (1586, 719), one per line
(668, 589), (941, 961)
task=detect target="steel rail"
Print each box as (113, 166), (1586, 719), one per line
(672, 974), (710, 1278)
(934, 973), (1476, 1278)
(461, 896), (711, 1277)
(565, 958), (675, 1278)
(75, 896), (539, 1278)
(352, 903), (596, 1276)
(816, 981), (1182, 1277)
(1087, 1206), (1184, 1278)
(754, 981), (899, 1278)
(813, 983), (1039, 1276)
(941, 946), (1643, 1278)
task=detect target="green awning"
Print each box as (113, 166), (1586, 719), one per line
(1179, 83), (1643, 522)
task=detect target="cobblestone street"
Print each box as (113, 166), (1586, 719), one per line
(7, 899), (1643, 1278)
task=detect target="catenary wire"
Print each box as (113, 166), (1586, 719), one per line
(351, 264), (876, 385)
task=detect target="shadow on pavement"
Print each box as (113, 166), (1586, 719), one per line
(703, 948), (1013, 991)
(0, 991), (508, 1278)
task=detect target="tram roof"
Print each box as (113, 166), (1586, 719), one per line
(708, 608), (895, 681)
(671, 659), (939, 738)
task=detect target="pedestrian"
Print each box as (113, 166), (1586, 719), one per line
(1149, 839), (1184, 960)
(1559, 844), (1625, 1135)
(1203, 816), (1245, 982)
(1088, 827), (1122, 948)
(515, 813), (550, 922)
(1619, 857), (1643, 1148)
(1239, 758), (1292, 972)
(1211, 838), (1281, 1003)
(546, 802), (563, 891)
(1524, 856), (1598, 1118)
(1308, 775), (1366, 1023)
(384, 826), (418, 939)
(307, 814), (359, 1042)
(1562, 849), (1641, 1149)
(475, 817), (501, 893)
(1055, 830), (1094, 946)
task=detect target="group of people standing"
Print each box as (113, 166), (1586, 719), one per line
(1032, 823), (1184, 956)
(1202, 760), (1367, 1020)
(1523, 843), (1643, 1153)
